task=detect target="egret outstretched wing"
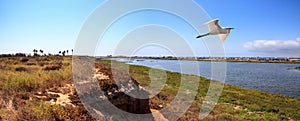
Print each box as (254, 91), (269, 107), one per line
(207, 19), (222, 32)
(219, 33), (229, 42)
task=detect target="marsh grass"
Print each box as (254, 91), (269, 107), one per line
(0, 57), (72, 92)
(0, 56), (71, 92)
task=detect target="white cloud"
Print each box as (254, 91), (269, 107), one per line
(244, 38), (300, 56)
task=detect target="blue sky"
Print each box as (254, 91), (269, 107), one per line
(0, 0), (299, 57)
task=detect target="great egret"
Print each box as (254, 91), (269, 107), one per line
(196, 19), (233, 42)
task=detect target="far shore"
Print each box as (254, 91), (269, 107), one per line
(1, 53), (299, 64)
(101, 56), (300, 64)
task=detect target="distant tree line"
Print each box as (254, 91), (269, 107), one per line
(33, 49), (73, 56)
(0, 53), (27, 58)
(0, 49), (74, 58)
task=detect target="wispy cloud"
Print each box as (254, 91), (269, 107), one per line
(244, 38), (300, 56)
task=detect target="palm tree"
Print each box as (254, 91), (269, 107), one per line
(71, 49), (73, 55)
(39, 49), (43, 56)
(33, 49), (38, 56)
(59, 51), (62, 55)
(66, 50), (69, 55)
(62, 51), (66, 56)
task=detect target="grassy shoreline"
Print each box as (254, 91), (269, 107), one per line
(99, 59), (300, 120)
(0, 56), (299, 120)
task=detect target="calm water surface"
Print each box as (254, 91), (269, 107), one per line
(111, 58), (300, 98)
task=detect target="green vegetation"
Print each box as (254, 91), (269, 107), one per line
(0, 57), (299, 120)
(295, 66), (300, 70)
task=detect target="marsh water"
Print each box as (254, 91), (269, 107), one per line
(109, 58), (300, 98)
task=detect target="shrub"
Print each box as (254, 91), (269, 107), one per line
(42, 64), (61, 71)
(26, 61), (37, 65)
(20, 58), (29, 62)
(16, 100), (97, 121)
(0, 65), (6, 70)
(38, 62), (48, 67)
(216, 113), (234, 121)
(15, 67), (27, 72)
(17, 100), (69, 120)
(2, 72), (40, 92)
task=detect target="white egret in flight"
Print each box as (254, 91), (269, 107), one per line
(196, 19), (233, 42)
